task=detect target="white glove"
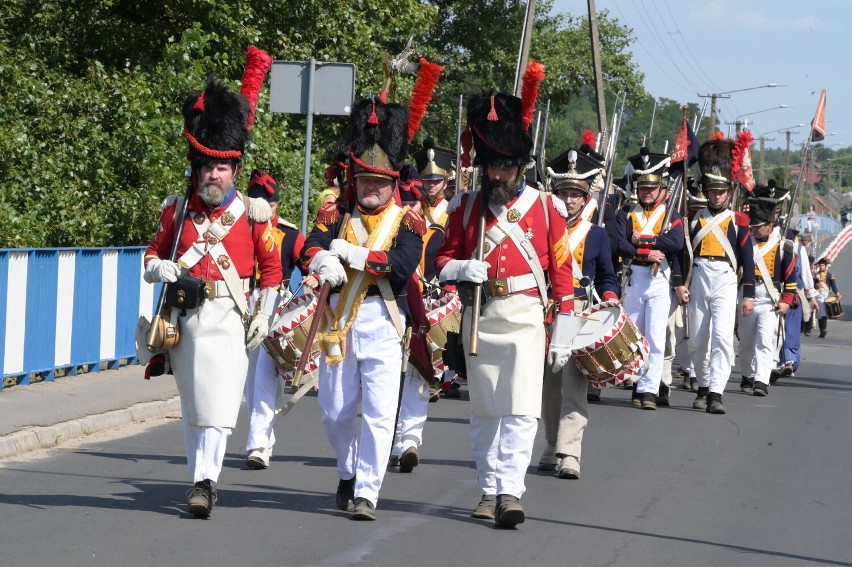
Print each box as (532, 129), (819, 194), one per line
(245, 313), (270, 351)
(440, 259), (490, 283)
(309, 250), (348, 287)
(330, 239), (369, 270)
(144, 258), (182, 283)
(547, 313), (587, 372)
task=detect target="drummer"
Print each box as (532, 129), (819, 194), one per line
(813, 257), (842, 338)
(537, 145), (618, 479)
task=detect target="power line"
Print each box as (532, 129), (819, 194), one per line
(609, 0), (686, 91)
(631, 0), (704, 94)
(657, 0), (721, 93)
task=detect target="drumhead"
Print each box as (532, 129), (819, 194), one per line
(825, 296), (837, 304)
(571, 306), (620, 350)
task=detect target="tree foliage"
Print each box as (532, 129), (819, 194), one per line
(1, 0), (643, 247)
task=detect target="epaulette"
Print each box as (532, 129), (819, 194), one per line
(447, 192), (468, 214)
(735, 211), (749, 227)
(316, 202), (342, 226)
(243, 194), (273, 223)
(160, 195), (179, 211)
(549, 193), (569, 219)
(402, 208), (427, 235)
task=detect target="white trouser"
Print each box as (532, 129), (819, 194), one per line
(688, 260), (738, 394)
(392, 364), (432, 457)
(540, 359), (587, 469)
(244, 344), (281, 452)
(816, 292), (827, 318)
(182, 396), (231, 483)
(737, 285), (780, 384)
(661, 295), (680, 387)
(470, 415), (538, 498)
(318, 297), (404, 507)
(623, 264), (671, 395)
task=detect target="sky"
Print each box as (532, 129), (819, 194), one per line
(549, 0), (851, 150)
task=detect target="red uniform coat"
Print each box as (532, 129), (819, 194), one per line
(435, 188), (574, 314)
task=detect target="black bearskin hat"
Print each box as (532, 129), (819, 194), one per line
(466, 92), (532, 168)
(348, 98), (409, 179)
(698, 138), (735, 190)
(182, 79), (251, 165)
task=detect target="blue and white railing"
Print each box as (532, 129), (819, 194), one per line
(0, 247), (159, 390)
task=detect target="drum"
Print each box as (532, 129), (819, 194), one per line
(825, 296), (843, 319)
(570, 300), (650, 389)
(424, 292), (462, 372)
(263, 292), (321, 382)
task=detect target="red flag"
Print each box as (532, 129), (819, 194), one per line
(671, 117), (690, 163)
(811, 89), (826, 142)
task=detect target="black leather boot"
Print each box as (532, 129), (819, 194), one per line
(706, 392), (726, 414)
(693, 386), (709, 410)
(818, 316), (828, 338)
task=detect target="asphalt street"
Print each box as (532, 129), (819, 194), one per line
(1, 249), (851, 567)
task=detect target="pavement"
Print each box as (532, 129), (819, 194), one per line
(0, 364), (179, 460)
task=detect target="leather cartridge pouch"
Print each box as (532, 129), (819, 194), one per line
(456, 281), (490, 308)
(165, 275), (207, 311)
(146, 307), (180, 351)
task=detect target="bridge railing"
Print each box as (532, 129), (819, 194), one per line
(0, 247), (160, 390)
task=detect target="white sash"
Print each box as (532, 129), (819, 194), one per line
(426, 199), (449, 226)
(479, 188), (539, 262)
(631, 204), (670, 275)
(349, 211), (405, 339)
(178, 196), (249, 316)
(752, 231), (781, 304)
(568, 219), (593, 283)
(691, 209), (738, 270)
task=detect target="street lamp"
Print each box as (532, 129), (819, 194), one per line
(697, 83), (786, 137)
(734, 105), (792, 132)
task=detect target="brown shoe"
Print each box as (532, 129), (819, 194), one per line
(472, 494), (496, 519)
(495, 494), (525, 527)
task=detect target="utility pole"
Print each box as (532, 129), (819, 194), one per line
(513, 0), (538, 97)
(758, 136), (774, 185)
(784, 129), (793, 188)
(698, 93), (730, 138)
(588, 0), (607, 135)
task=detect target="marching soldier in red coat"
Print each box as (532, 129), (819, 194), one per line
(435, 62), (577, 528)
(142, 49), (282, 518)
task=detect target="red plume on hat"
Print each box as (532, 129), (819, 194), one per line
(520, 60), (545, 131)
(731, 130), (755, 191)
(407, 58), (444, 142)
(240, 46), (273, 131)
(581, 129), (597, 149)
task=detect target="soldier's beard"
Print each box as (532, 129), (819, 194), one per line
(198, 181), (229, 207)
(483, 173), (522, 206)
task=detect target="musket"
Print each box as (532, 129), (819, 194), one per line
(539, 99), (552, 171)
(455, 94), (464, 188)
(680, 161), (692, 339)
(146, 167), (193, 349)
(469, 176), (487, 356)
(596, 92), (626, 226)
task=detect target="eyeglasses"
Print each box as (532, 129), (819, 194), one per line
(559, 193), (586, 201)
